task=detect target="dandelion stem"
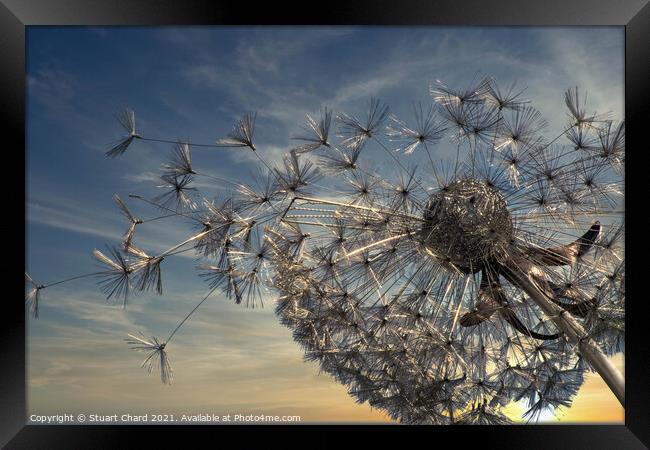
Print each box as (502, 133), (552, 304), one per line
(128, 195), (204, 224)
(141, 212), (182, 223)
(138, 136), (231, 148)
(503, 262), (625, 407)
(165, 286), (219, 344)
(42, 272), (98, 289)
(159, 229), (216, 258)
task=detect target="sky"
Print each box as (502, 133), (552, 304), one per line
(26, 26), (624, 424)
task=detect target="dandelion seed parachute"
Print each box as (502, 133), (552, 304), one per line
(564, 87), (611, 128)
(25, 273), (43, 318)
(216, 112), (257, 150)
(105, 108), (140, 158)
(483, 79), (529, 111)
(125, 243), (165, 295)
(291, 107), (332, 153)
(162, 141), (195, 176)
(125, 333), (173, 385)
(386, 102), (447, 155)
(337, 98), (389, 148)
(236, 169), (282, 214)
(93, 246), (132, 307)
(274, 151), (322, 197)
(317, 142), (364, 173)
(154, 173), (198, 212)
(113, 194), (142, 250)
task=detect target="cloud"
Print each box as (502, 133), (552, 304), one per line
(27, 191), (214, 261)
(28, 69), (75, 109)
(27, 200), (123, 242)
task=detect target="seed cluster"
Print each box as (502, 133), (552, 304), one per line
(421, 178), (513, 271)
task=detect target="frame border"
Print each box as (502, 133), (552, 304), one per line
(4, 0), (649, 448)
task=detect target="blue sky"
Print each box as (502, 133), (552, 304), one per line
(26, 26), (623, 422)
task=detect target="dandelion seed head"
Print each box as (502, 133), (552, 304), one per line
(93, 75), (624, 423)
(421, 178), (513, 271)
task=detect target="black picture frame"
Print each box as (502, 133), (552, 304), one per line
(4, 0), (649, 448)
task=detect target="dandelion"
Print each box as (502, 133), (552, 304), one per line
(264, 78), (624, 423)
(105, 108), (140, 158)
(57, 74), (625, 422)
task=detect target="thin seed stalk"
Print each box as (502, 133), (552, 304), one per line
(506, 266), (625, 407)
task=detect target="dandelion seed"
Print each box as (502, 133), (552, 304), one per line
(337, 98), (389, 148)
(236, 170), (281, 213)
(343, 170), (382, 205)
(105, 108), (140, 158)
(162, 141), (195, 176)
(437, 98), (470, 144)
(495, 106), (547, 152)
(566, 123), (598, 152)
(93, 246), (132, 307)
(198, 253), (244, 304)
(216, 112), (257, 151)
(194, 197), (239, 259)
(386, 166), (422, 212)
(227, 232), (272, 308)
(317, 142), (364, 173)
(430, 75), (491, 106)
(125, 332), (173, 384)
(274, 151), (321, 197)
(25, 273), (44, 318)
(462, 102), (502, 146)
(564, 87), (610, 128)
(125, 244), (165, 295)
(154, 174), (197, 212)
(597, 121), (625, 173)
(459, 399), (511, 425)
(291, 107), (332, 153)
(387, 103), (447, 154)
(594, 223), (624, 263)
(484, 79), (530, 111)
(113, 194), (143, 250)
